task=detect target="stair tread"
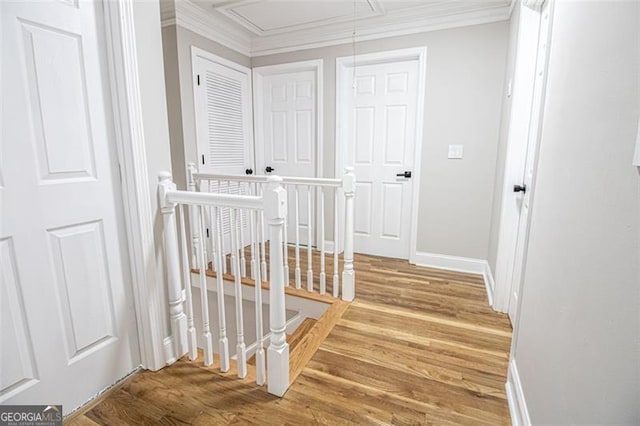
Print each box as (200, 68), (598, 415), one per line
(247, 317), (318, 366)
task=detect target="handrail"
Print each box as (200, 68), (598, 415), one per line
(165, 189), (263, 210)
(194, 172), (342, 188)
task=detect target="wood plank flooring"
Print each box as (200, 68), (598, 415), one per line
(67, 252), (512, 425)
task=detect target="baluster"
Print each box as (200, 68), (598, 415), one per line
(264, 176), (289, 396)
(213, 206), (230, 372)
(179, 205), (197, 360)
(342, 167), (356, 301)
(158, 173), (187, 360)
(230, 208), (247, 378)
(333, 187), (339, 298)
(206, 182), (216, 272)
(319, 188), (326, 295)
(283, 184), (290, 287)
(197, 205), (214, 366)
(251, 209), (266, 385)
(187, 163), (198, 268)
(294, 185), (301, 289)
(306, 185), (313, 292)
(249, 182), (257, 280)
(222, 181), (229, 274)
(259, 183), (268, 280)
(238, 182), (247, 277)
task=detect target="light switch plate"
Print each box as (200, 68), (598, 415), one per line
(448, 145), (464, 159)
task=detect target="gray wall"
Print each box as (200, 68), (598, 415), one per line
(252, 22), (509, 259)
(512, 1), (640, 423)
(162, 25), (251, 190)
(487, 2), (520, 273)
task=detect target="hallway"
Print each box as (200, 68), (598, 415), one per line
(67, 253), (512, 425)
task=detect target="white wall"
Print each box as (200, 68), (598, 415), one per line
(511, 1), (640, 423)
(252, 22), (509, 260)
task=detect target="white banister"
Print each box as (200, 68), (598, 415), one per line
(196, 205), (214, 366)
(230, 208), (247, 378)
(178, 205), (197, 360)
(341, 167), (356, 302)
(294, 186), (301, 289)
(187, 163), (199, 268)
(213, 206), (230, 372)
(319, 188), (326, 295)
(264, 176), (290, 397)
(158, 172), (188, 360)
(333, 188), (339, 297)
(306, 186), (313, 292)
(251, 209), (266, 385)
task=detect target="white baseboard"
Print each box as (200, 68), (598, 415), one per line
(413, 251), (487, 274)
(483, 262), (495, 307)
(506, 360), (531, 426)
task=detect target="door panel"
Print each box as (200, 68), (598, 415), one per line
(345, 60), (419, 259)
(1, 0), (139, 413)
(258, 70), (318, 246)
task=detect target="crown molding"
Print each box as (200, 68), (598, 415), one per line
(214, 0), (385, 37)
(161, 0), (252, 57)
(251, 4), (512, 57)
(162, 0), (513, 59)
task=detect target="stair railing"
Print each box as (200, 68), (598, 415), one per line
(190, 163), (356, 301)
(158, 171), (290, 396)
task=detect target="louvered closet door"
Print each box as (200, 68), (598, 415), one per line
(193, 51), (254, 175)
(192, 50), (255, 251)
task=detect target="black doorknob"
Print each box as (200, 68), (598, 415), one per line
(265, 166), (275, 173)
(513, 184), (527, 193)
(396, 171), (412, 178)
(245, 168), (253, 175)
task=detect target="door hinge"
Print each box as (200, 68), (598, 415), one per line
(201, 154), (205, 165)
(197, 74), (200, 86)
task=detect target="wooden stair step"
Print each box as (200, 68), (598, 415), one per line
(247, 318), (318, 366)
(287, 318), (318, 352)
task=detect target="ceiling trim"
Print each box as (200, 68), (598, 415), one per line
(162, 1), (513, 59)
(161, 0), (253, 57)
(214, 0), (385, 37)
(250, 4), (513, 57)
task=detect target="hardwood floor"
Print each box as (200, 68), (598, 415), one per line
(67, 252), (512, 425)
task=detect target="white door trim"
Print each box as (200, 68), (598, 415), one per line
(252, 59), (324, 179)
(335, 47), (427, 262)
(102, 0), (165, 371)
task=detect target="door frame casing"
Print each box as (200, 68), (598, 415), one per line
(102, 0), (167, 371)
(493, 1), (550, 318)
(335, 47), (427, 263)
(252, 59), (324, 180)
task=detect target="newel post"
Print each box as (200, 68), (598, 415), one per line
(342, 167), (356, 302)
(264, 176), (290, 396)
(158, 172), (187, 360)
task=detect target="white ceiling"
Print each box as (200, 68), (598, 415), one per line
(164, 0), (514, 56)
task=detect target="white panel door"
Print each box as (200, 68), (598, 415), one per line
(345, 61), (419, 259)
(1, 0), (139, 414)
(257, 70), (317, 245)
(494, 4), (544, 319)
